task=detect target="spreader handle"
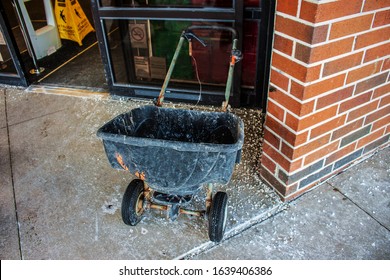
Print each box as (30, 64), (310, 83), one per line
(156, 25), (241, 110)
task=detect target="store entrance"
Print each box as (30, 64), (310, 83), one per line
(92, 0), (276, 108)
(0, 0), (275, 108)
(0, 0), (105, 90)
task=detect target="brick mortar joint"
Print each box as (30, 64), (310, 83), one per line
(272, 40), (390, 73)
(270, 64), (389, 103)
(261, 137), (390, 199)
(284, 141), (390, 200)
(264, 115), (390, 171)
(277, 3), (389, 27)
(275, 20), (390, 50)
(266, 96), (388, 150)
(266, 123), (389, 181)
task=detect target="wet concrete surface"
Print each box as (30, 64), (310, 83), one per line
(0, 86), (282, 259)
(1, 89), (20, 259)
(0, 90), (6, 128)
(38, 44), (107, 90)
(327, 151), (390, 230)
(191, 148), (390, 260)
(0, 126), (21, 260)
(192, 178), (390, 260)
(0, 86), (389, 260)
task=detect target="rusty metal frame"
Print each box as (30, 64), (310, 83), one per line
(140, 181), (213, 220)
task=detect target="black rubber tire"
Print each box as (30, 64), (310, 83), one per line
(121, 179), (145, 226)
(208, 191), (228, 242)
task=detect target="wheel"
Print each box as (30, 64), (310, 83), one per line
(121, 179), (145, 226)
(208, 191), (228, 242)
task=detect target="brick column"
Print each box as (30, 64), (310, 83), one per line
(260, 0), (390, 201)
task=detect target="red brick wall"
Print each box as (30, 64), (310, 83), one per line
(261, 0), (390, 201)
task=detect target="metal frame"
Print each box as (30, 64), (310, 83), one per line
(91, 0), (276, 109)
(256, 0), (276, 111)
(91, 0), (245, 107)
(240, 0), (276, 110)
(0, 1), (28, 87)
(140, 181), (214, 221)
(0, 0), (276, 109)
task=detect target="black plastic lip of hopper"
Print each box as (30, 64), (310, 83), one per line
(155, 25), (242, 111)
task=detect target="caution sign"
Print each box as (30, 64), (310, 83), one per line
(55, 0), (94, 46)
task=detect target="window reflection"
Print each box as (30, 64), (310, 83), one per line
(100, 0), (233, 8)
(106, 19), (234, 88)
(0, 29), (17, 75)
(101, 0), (260, 91)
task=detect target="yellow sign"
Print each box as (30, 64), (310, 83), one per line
(55, 0), (94, 46)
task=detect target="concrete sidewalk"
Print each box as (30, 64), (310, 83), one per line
(192, 147), (390, 259)
(1, 86), (389, 260)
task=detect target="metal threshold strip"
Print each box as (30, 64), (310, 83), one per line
(26, 84), (109, 99)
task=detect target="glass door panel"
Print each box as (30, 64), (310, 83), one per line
(94, 0), (242, 105)
(0, 3), (28, 86)
(100, 0), (233, 8)
(0, 29), (18, 75)
(106, 19), (234, 92)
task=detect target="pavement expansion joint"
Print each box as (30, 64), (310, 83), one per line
(3, 88), (23, 259)
(174, 203), (287, 260)
(330, 184), (390, 232)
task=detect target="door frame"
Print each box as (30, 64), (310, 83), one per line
(94, 0), (277, 109)
(0, 1), (28, 87)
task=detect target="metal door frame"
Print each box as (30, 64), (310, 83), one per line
(0, 1), (28, 87)
(92, 0), (276, 108)
(256, 0), (276, 111)
(0, 0), (277, 109)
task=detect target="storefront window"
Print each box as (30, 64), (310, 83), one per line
(100, 0), (233, 8)
(244, 0), (259, 6)
(106, 19), (234, 90)
(93, 0), (274, 107)
(241, 0), (260, 87)
(0, 28), (18, 75)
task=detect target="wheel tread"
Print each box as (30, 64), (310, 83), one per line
(208, 191), (228, 242)
(121, 179), (144, 226)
